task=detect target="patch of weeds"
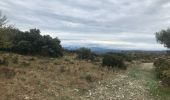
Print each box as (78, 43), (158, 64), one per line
(0, 56), (9, 66)
(12, 56), (19, 64)
(146, 80), (170, 100)
(58, 95), (73, 100)
(64, 57), (74, 64)
(69, 60), (74, 64)
(145, 72), (170, 100)
(85, 74), (94, 82)
(128, 65), (170, 100)
(81, 73), (99, 83)
(54, 60), (60, 65)
(20, 75), (26, 81)
(59, 66), (67, 73)
(21, 61), (30, 67)
(0, 67), (16, 79)
(128, 68), (142, 80)
(40, 60), (50, 64)
(28, 57), (35, 61)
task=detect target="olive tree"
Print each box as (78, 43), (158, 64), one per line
(155, 28), (170, 54)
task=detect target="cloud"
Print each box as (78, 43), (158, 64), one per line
(0, 0), (169, 50)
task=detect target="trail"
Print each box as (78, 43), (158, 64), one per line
(81, 63), (156, 100)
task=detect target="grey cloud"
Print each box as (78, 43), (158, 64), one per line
(0, 0), (169, 50)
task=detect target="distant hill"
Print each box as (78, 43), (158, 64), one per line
(64, 46), (123, 54)
(64, 46), (167, 55)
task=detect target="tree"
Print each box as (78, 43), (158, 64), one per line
(76, 47), (95, 60)
(15, 40), (32, 54)
(0, 27), (14, 50)
(0, 11), (8, 27)
(0, 11), (63, 57)
(11, 29), (63, 57)
(155, 28), (170, 48)
(0, 11), (9, 50)
(40, 36), (63, 57)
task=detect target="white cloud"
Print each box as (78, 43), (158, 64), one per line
(0, 0), (169, 50)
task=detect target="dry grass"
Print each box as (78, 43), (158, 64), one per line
(0, 52), (115, 100)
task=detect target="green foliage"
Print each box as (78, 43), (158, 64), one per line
(76, 47), (95, 61)
(155, 28), (170, 48)
(102, 54), (126, 69)
(154, 58), (170, 86)
(0, 27), (63, 57)
(14, 40), (32, 54)
(161, 69), (170, 86)
(154, 58), (170, 79)
(0, 27), (13, 50)
(40, 36), (63, 57)
(106, 52), (132, 62)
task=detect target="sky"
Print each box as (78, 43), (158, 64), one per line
(0, 0), (170, 50)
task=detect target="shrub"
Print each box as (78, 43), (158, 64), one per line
(76, 47), (95, 61)
(0, 27), (63, 58)
(40, 36), (63, 57)
(161, 69), (170, 86)
(107, 52), (132, 62)
(154, 58), (170, 86)
(14, 40), (32, 54)
(154, 58), (170, 78)
(102, 54), (126, 69)
(84, 74), (98, 82)
(80, 73), (99, 83)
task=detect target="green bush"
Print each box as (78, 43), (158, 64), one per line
(0, 27), (63, 57)
(154, 58), (170, 86)
(102, 54), (126, 69)
(106, 52), (132, 62)
(154, 58), (170, 79)
(161, 69), (170, 86)
(14, 40), (32, 54)
(76, 47), (95, 61)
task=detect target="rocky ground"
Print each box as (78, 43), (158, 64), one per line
(81, 63), (155, 100)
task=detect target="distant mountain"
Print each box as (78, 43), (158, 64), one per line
(63, 46), (167, 54)
(63, 46), (123, 54)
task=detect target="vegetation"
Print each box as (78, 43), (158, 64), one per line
(154, 58), (170, 86)
(0, 12), (63, 57)
(76, 47), (95, 61)
(102, 54), (126, 69)
(0, 27), (63, 57)
(129, 63), (170, 100)
(156, 28), (170, 49)
(155, 28), (170, 86)
(0, 52), (114, 100)
(1, 10), (170, 99)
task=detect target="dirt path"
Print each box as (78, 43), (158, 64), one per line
(81, 63), (156, 100)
